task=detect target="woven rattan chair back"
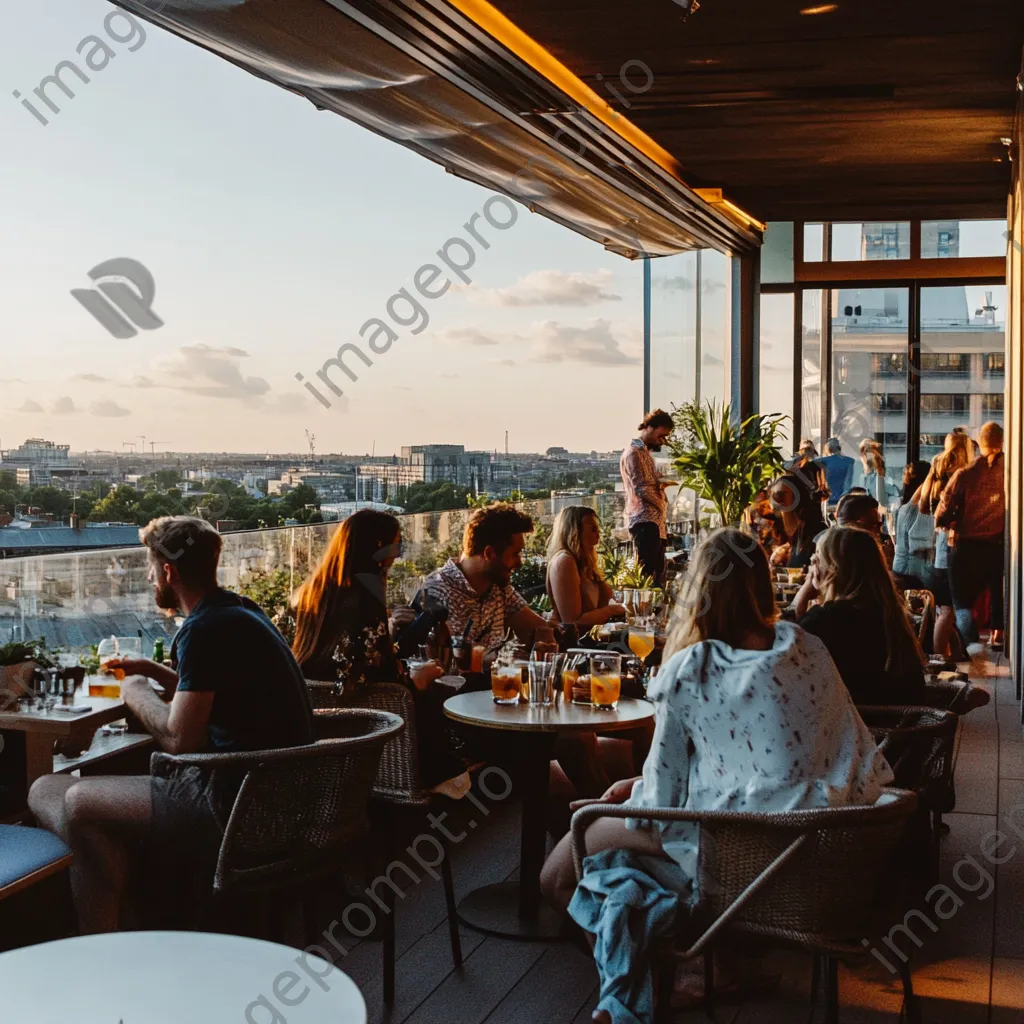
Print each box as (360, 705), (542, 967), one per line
(306, 680), (425, 806)
(151, 708), (403, 893)
(691, 794), (916, 951)
(857, 705), (957, 813)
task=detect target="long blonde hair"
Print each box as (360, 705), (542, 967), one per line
(926, 430), (972, 511)
(547, 505), (601, 583)
(815, 526), (923, 674)
(664, 527), (777, 657)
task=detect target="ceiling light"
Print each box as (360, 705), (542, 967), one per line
(693, 188), (766, 232)
(800, 3), (839, 13)
(1000, 137), (1013, 146)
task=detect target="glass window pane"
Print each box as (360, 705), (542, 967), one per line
(762, 222), (794, 284)
(830, 222), (911, 261)
(921, 219), (1007, 259)
(804, 223), (825, 263)
(919, 284), (1006, 461)
(831, 287), (910, 508)
(699, 249), (730, 405)
(801, 290), (825, 450)
(648, 253), (698, 412)
(759, 293), (794, 448)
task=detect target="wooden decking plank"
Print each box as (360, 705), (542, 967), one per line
(400, 933), (549, 1024)
(482, 944), (598, 1024)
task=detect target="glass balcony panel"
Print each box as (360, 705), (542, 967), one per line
(830, 222), (911, 261)
(919, 285), (1006, 461)
(921, 219), (1007, 259)
(830, 287), (910, 506)
(648, 253), (697, 412)
(759, 293), (795, 448)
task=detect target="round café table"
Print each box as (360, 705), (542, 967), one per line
(444, 690), (654, 940)
(0, 930), (366, 1023)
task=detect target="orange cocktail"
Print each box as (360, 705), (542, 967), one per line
(589, 652), (622, 710)
(491, 664), (522, 705)
(561, 668), (578, 703)
(590, 673), (621, 709)
(627, 630), (655, 662)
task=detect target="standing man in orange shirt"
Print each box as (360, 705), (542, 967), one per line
(935, 421), (1005, 648)
(619, 410), (674, 587)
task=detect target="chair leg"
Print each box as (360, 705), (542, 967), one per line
(654, 957), (675, 1024)
(439, 837), (463, 967)
(703, 949), (716, 1022)
(899, 961), (921, 1024)
(823, 955), (839, 1024)
(382, 887), (396, 1007)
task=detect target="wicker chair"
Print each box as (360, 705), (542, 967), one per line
(919, 678), (985, 714)
(150, 709), (402, 919)
(306, 680), (463, 1005)
(857, 705), (958, 875)
(571, 789), (921, 1024)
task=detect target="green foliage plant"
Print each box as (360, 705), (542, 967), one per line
(668, 400), (787, 527)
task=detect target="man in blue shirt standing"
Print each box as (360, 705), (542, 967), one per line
(819, 437), (855, 504)
(29, 515), (313, 933)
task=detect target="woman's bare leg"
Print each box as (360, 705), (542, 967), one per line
(934, 605), (956, 657)
(540, 813), (665, 913)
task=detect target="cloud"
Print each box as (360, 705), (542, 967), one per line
(17, 399), (43, 413)
(71, 373), (108, 383)
(435, 327), (499, 347)
(51, 396), (76, 415)
(132, 375), (158, 389)
(0, 377), (25, 384)
(439, 372), (460, 379)
(89, 399), (131, 417)
(497, 359), (515, 367)
(153, 344), (270, 401)
(653, 275), (694, 292)
(529, 319), (637, 366)
(467, 269), (621, 307)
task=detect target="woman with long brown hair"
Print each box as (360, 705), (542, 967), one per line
(918, 429), (973, 656)
(291, 509), (467, 790)
(540, 529), (891, 1019)
(546, 505), (627, 625)
(797, 526), (926, 704)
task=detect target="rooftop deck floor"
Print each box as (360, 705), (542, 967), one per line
(328, 648), (1024, 1023)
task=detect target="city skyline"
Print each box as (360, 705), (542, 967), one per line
(1, 0), (644, 456)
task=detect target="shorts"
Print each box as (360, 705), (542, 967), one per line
(925, 566), (952, 608)
(150, 765), (228, 858)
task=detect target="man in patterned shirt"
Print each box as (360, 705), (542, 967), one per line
(421, 502), (550, 654)
(620, 409), (674, 585)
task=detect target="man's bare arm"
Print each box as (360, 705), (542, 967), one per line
(121, 677), (213, 754)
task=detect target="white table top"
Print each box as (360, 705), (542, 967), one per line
(444, 691), (654, 733)
(0, 931), (366, 1023)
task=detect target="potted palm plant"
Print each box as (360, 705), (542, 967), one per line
(668, 400), (788, 528)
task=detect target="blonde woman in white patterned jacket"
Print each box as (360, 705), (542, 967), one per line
(540, 526), (893, 913)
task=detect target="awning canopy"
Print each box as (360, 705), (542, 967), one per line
(114, 0), (763, 256)
(118, 0), (1021, 252)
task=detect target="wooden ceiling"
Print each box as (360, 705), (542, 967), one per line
(492, 0), (1023, 222)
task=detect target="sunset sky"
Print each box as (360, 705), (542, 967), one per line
(0, 0), (644, 457)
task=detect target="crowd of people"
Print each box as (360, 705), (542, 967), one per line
(19, 411), (1006, 1024)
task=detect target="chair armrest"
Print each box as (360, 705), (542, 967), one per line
(150, 746), (305, 777)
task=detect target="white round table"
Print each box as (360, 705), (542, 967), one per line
(0, 931), (367, 1023)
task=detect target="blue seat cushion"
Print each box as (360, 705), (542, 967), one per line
(0, 826), (71, 891)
